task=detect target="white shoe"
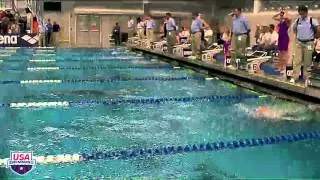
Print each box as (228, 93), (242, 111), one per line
(305, 79), (312, 87)
(289, 78), (295, 84)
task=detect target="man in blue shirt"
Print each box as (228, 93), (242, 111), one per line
(230, 8), (251, 62)
(45, 18), (53, 46)
(145, 16), (156, 43)
(291, 5), (319, 86)
(191, 13), (203, 58)
(165, 13), (176, 54)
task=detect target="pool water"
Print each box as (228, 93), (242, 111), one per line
(0, 47), (319, 179)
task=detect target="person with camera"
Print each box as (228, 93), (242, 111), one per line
(273, 8), (291, 75)
(229, 8), (251, 63)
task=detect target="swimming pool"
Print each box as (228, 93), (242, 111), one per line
(0, 47), (319, 179)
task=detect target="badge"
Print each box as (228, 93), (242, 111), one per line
(7, 151), (36, 176)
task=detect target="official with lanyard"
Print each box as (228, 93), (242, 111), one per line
(230, 8), (251, 63)
(191, 13), (203, 58)
(165, 12), (176, 54)
(146, 16), (156, 43)
(292, 5), (319, 86)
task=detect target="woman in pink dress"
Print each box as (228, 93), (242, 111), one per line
(272, 9), (291, 73)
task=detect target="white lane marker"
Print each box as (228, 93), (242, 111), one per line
(27, 67), (59, 71)
(205, 77), (214, 80)
(259, 95), (268, 98)
(20, 80), (62, 84)
(10, 101), (70, 108)
(173, 66), (180, 69)
(33, 54), (56, 56)
(29, 59), (56, 62)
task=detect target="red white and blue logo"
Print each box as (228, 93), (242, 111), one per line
(7, 151), (36, 176)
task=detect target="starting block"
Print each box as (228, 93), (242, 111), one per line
(128, 37), (139, 45)
(152, 41), (166, 53)
(173, 44), (192, 57)
(235, 51), (272, 72)
(310, 67), (320, 88)
(201, 44), (223, 62)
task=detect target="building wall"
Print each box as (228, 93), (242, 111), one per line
(42, 1), (75, 47)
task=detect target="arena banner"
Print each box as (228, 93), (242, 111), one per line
(0, 33), (39, 47)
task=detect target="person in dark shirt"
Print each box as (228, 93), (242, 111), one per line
(112, 22), (121, 45)
(52, 21), (60, 46)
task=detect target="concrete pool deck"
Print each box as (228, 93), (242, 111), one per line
(129, 46), (320, 105)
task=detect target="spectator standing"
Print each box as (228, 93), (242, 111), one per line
(32, 16), (39, 33)
(136, 17), (145, 40)
(112, 22), (121, 46)
(222, 25), (232, 67)
(26, 8), (32, 32)
(38, 19), (46, 47)
(273, 9), (291, 74)
(230, 8), (251, 62)
(292, 5), (319, 86)
(52, 21), (60, 47)
(146, 16), (156, 43)
(191, 13), (203, 58)
(45, 19), (53, 46)
(127, 16), (134, 38)
(165, 13), (176, 54)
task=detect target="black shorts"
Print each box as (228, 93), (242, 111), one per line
(312, 51), (320, 63)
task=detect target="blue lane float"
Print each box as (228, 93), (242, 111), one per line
(81, 131), (320, 161)
(0, 76), (208, 85)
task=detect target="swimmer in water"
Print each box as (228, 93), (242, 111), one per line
(254, 104), (319, 121)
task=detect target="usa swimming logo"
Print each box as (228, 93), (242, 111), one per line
(7, 151), (36, 176)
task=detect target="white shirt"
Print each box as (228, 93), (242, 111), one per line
(137, 21), (145, 29)
(128, 19), (134, 29)
(261, 32), (271, 46)
(270, 31), (279, 45)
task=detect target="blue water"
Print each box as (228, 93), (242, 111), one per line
(0, 47), (319, 179)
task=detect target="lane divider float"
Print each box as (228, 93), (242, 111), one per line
(0, 131), (318, 167)
(29, 60), (56, 62)
(32, 54), (56, 56)
(9, 101), (69, 108)
(20, 80), (62, 84)
(1, 77), (208, 85)
(4, 95), (259, 109)
(27, 67), (59, 71)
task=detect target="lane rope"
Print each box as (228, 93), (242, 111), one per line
(4, 95), (259, 108)
(0, 76), (209, 85)
(0, 131), (318, 166)
(4, 65), (175, 71)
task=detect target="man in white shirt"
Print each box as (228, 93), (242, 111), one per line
(253, 25), (271, 51)
(268, 24), (279, 50)
(127, 16), (134, 38)
(260, 26), (271, 48)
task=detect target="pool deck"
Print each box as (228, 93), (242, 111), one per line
(129, 46), (320, 105)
